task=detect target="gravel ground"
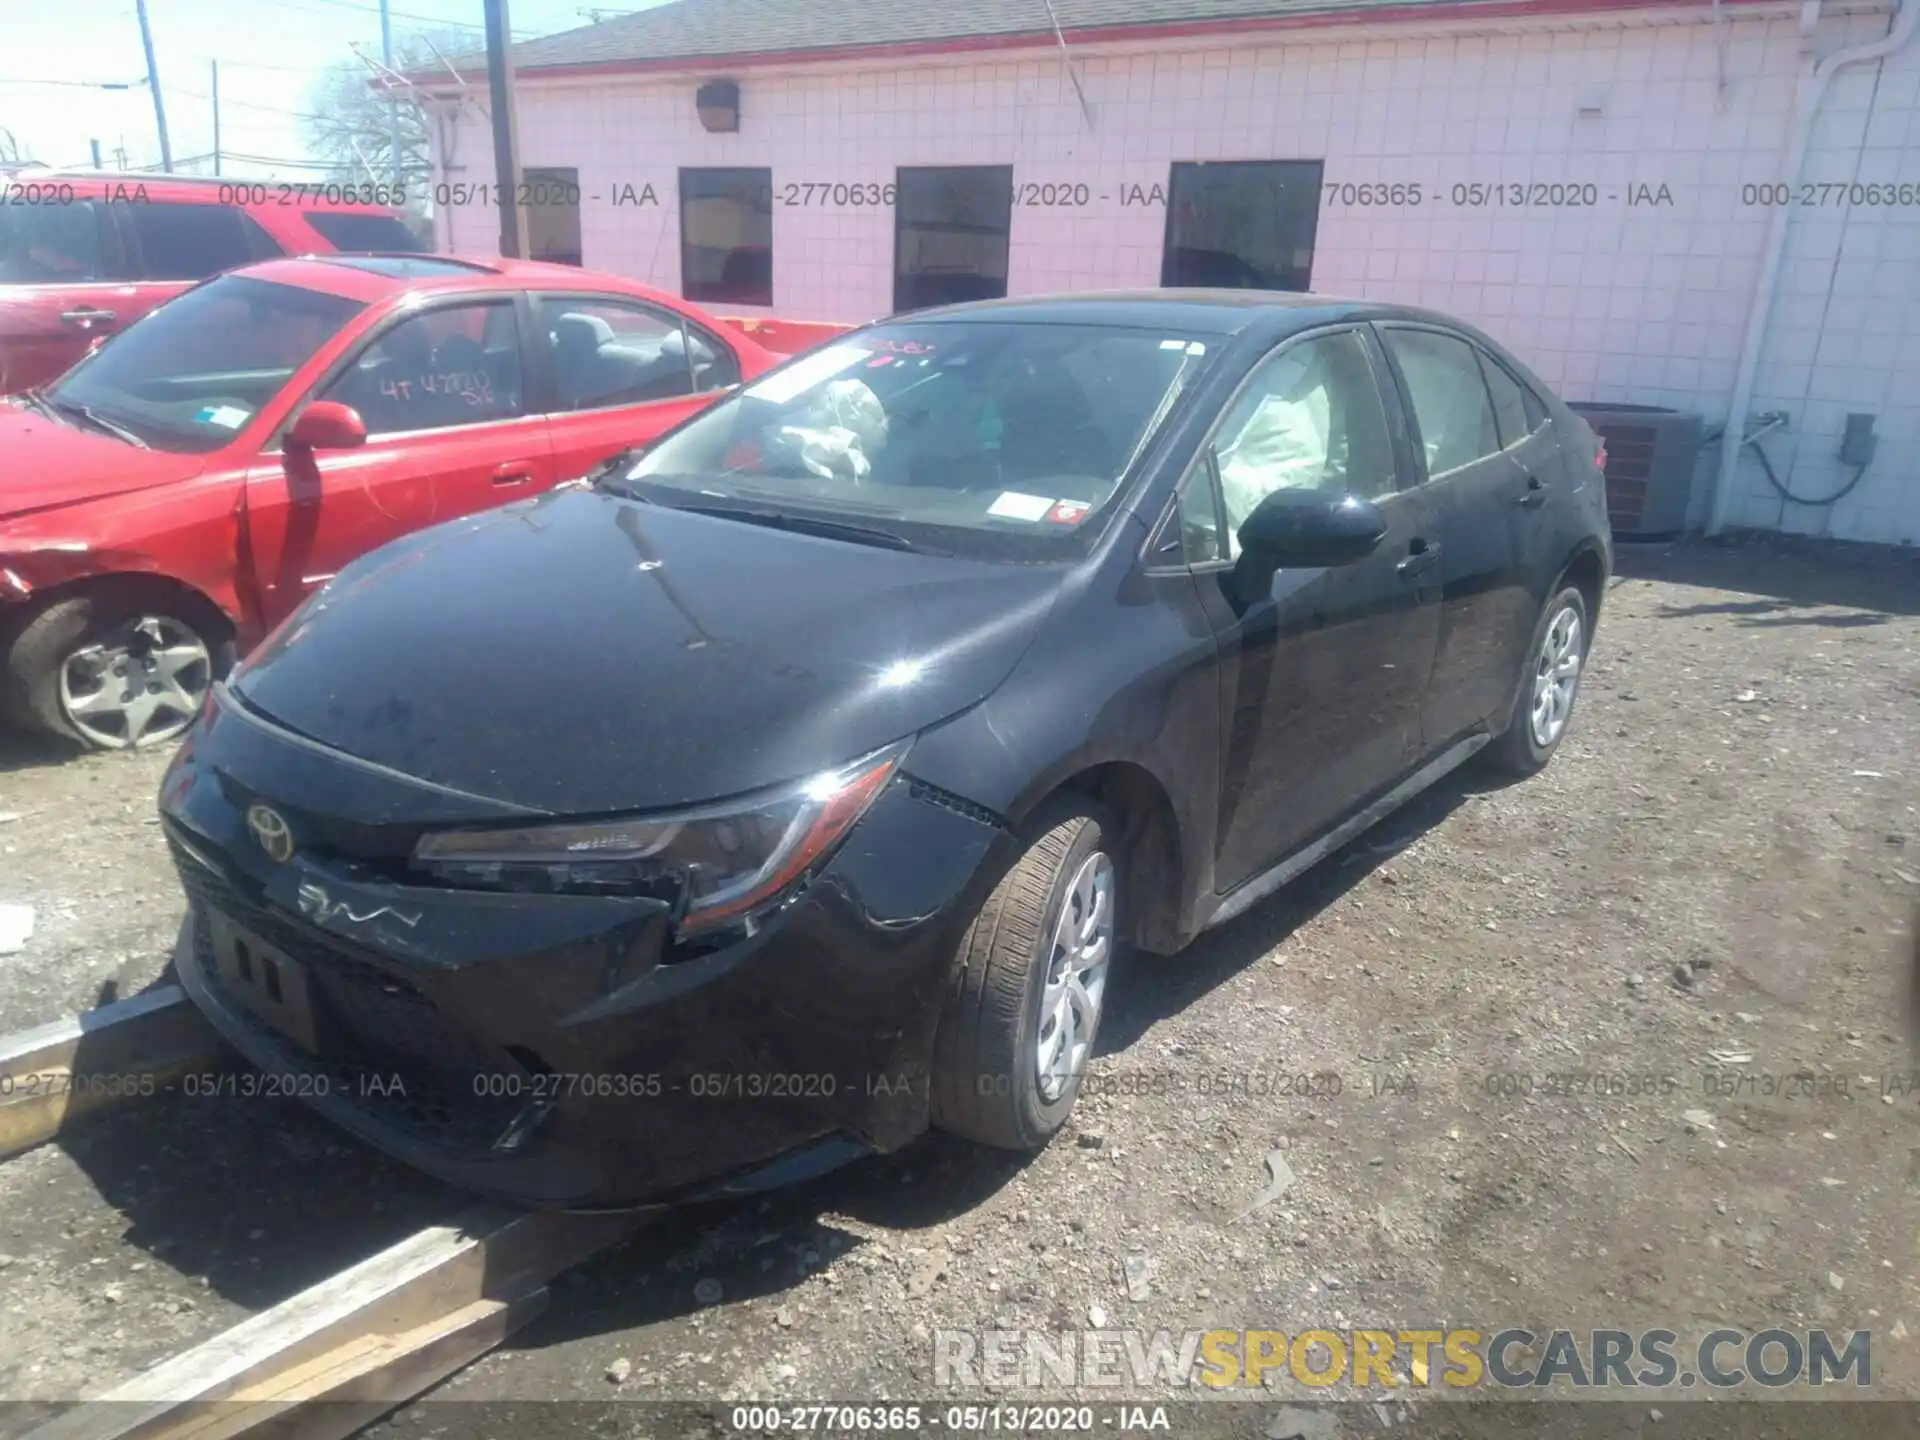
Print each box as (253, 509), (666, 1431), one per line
(0, 1081), (463, 1422)
(0, 534), (1915, 1435)
(0, 736), (178, 1033)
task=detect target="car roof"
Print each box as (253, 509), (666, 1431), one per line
(897, 289), (1436, 336)
(218, 253), (702, 307)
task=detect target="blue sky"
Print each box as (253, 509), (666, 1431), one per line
(0, 0), (669, 177)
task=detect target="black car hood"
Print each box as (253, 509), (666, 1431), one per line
(231, 488), (1063, 815)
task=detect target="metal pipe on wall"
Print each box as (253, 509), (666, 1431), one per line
(1705, 0), (1918, 535)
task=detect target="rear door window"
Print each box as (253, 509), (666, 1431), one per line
(304, 212), (427, 253)
(126, 203), (281, 280)
(537, 296), (739, 411)
(1381, 328), (1503, 479)
(1477, 350), (1536, 449)
(0, 200), (108, 284)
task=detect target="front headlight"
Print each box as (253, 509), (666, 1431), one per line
(410, 740), (909, 933)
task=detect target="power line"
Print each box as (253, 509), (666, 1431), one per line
(0, 77), (149, 89)
(168, 86), (329, 123)
(221, 149), (354, 166)
(256, 0), (537, 38)
(181, 56), (326, 74)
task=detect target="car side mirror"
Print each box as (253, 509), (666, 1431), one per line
(1237, 487), (1388, 570)
(286, 401), (367, 451)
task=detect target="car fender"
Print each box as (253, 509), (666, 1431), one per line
(903, 551), (1224, 953)
(0, 473), (251, 641)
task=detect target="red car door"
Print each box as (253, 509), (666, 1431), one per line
(243, 294), (554, 627)
(533, 293), (744, 484)
(0, 188), (154, 394)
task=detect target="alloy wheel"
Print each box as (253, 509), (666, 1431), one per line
(1033, 850), (1114, 1102)
(1528, 604), (1584, 749)
(58, 615), (211, 749)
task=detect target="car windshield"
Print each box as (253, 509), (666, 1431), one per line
(618, 321), (1211, 559)
(45, 275), (365, 454)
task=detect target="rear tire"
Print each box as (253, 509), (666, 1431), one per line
(1, 584), (230, 750)
(1482, 584), (1590, 777)
(931, 799), (1119, 1152)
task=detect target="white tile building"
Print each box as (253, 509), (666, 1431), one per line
(420, 0), (1920, 545)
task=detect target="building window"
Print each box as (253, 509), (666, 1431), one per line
(1162, 160), (1323, 292)
(893, 165), (1012, 314)
(524, 166), (583, 267)
(679, 167), (772, 307)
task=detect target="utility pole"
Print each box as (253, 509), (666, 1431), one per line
(210, 60), (221, 175)
(134, 0), (172, 172)
(379, 0), (401, 192)
(90, 138), (103, 167)
(483, 0), (527, 257)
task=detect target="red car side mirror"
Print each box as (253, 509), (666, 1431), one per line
(286, 401), (368, 451)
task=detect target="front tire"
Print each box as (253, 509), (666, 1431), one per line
(931, 800), (1119, 1152)
(1, 586), (227, 750)
(1482, 584), (1590, 777)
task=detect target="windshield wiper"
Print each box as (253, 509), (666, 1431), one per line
(46, 396), (149, 449)
(667, 498), (923, 553)
(588, 449), (645, 491)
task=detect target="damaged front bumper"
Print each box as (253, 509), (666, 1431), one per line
(160, 688), (1004, 1210)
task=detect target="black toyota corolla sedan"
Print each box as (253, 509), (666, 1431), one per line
(159, 291), (1611, 1209)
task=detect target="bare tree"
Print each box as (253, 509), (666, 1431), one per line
(302, 30), (469, 205)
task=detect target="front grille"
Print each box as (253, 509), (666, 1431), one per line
(185, 907), (532, 1156)
(168, 835), (498, 1071)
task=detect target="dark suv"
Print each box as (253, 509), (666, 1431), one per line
(0, 169), (423, 394)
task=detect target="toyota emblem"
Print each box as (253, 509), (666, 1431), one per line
(245, 803), (296, 864)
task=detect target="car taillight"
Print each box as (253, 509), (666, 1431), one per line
(1594, 438), (1608, 472)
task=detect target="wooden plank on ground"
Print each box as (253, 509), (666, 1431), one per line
(24, 1204), (644, 1440)
(0, 985), (220, 1160)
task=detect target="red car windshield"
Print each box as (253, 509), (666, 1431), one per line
(46, 275), (365, 454)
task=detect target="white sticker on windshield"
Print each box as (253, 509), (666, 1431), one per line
(987, 491), (1055, 522)
(195, 404), (250, 429)
(742, 343), (873, 406)
(1186, 341), (1207, 356)
(1159, 338), (1188, 350)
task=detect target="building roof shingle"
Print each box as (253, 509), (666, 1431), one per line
(463, 0), (1491, 77)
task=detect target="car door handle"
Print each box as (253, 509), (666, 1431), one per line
(1516, 474), (1547, 508)
(1397, 538), (1442, 579)
(490, 464), (534, 486)
(60, 308), (117, 326)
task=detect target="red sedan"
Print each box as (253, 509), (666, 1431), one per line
(0, 254), (837, 749)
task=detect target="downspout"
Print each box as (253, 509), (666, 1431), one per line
(1705, 0), (1917, 534)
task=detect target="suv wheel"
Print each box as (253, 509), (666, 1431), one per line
(931, 800), (1119, 1151)
(1483, 584), (1590, 776)
(2, 587), (226, 750)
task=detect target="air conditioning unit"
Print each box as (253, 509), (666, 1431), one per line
(1566, 403), (1704, 539)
